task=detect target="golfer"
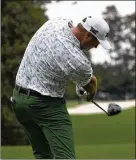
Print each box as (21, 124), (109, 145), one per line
(12, 16), (111, 159)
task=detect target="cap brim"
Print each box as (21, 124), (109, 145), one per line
(98, 39), (111, 50)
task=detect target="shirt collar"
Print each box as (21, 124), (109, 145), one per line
(63, 21), (80, 48)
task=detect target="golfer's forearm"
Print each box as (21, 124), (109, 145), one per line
(83, 75), (97, 93)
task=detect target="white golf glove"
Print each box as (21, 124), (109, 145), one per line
(76, 85), (88, 100)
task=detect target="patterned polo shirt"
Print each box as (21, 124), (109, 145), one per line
(16, 17), (93, 97)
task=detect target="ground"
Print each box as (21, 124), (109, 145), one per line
(1, 106), (135, 159)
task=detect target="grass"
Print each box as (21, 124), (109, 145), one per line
(66, 99), (87, 108)
(66, 99), (79, 108)
(76, 143), (135, 159)
(1, 143), (135, 159)
(72, 107), (135, 145)
(66, 99), (83, 108)
(1, 107), (135, 159)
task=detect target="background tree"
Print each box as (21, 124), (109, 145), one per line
(1, 0), (48, 145)
(91, 6), (135, 100)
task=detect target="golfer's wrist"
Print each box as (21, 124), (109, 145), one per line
(83, 77), (97, 94)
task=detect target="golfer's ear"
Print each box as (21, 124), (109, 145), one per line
(85, 32), (92, 39)
(85, 32), (90, 37)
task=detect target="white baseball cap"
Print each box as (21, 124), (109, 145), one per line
(81, 16), (111, 50)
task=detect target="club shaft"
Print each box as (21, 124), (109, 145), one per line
(92, 100), (110, 116)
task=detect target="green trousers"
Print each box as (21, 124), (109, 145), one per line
(12, 89), (76, 159)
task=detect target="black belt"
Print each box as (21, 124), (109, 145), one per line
(15, 84), (65, 103)
(15, 84), (44, 97)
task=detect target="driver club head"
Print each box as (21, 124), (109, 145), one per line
(107, 103), (122, 116)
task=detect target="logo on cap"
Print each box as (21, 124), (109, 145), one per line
(90, 26), (98, 35)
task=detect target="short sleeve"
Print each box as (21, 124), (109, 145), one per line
(53, 36), (93, 87)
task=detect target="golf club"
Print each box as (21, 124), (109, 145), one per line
(92, 100), (122, 116)
(78, 88), (122, 116)
(92, 100), (110, 116)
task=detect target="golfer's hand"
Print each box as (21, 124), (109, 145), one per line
(83, 75), (97, 102)
(86, 92), (95, 102)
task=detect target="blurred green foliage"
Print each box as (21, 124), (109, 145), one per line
(97, 6), (135, 99)
(1, 0), (48, 145)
